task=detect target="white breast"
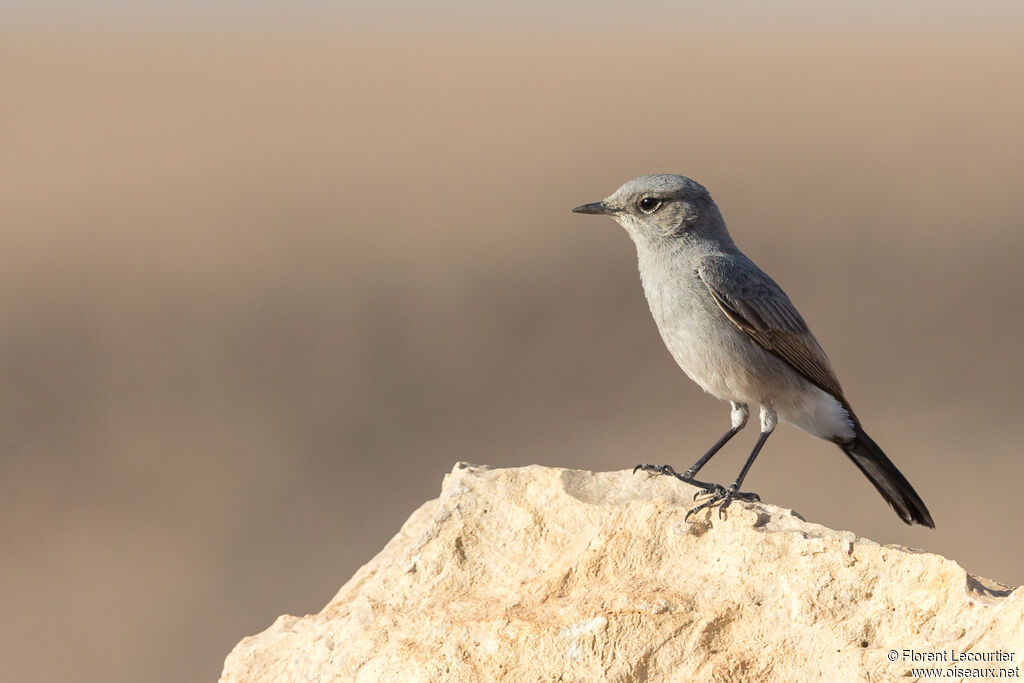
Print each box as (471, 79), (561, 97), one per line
(640, 259), (760, 404)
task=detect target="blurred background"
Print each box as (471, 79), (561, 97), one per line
(2, 2), (1023, 681)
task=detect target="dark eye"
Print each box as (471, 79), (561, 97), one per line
(638, 197), (662, 214)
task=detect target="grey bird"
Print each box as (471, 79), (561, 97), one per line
(572, 174), (933, 527)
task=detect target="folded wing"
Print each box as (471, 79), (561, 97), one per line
(697, 254), (851, 414)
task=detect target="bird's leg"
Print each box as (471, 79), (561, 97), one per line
(686, 407), (776, 520)
(634, 403), (748, 495)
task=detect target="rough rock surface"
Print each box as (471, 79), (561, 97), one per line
(221, 464), (1022, 681)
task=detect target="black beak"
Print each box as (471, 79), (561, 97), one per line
(571, 201), (614, 216)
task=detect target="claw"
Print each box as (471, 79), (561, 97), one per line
(685, 485), (760, 520)
(634, 463), (760, 513)
(684, 498), (714, 521)
(633, 463), (684, 480)
(692, 482), (725, 501)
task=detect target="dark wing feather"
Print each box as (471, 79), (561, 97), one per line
(697, 255), (851, 412)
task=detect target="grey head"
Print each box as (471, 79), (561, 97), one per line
(572, 174), (733, 249)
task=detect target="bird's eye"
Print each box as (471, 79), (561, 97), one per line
(638, 197), (662, 214)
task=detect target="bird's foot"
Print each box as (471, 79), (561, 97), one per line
(685, 484), (760, 521)
(633, 463), (725, 498)
(633, 463), (686, 479)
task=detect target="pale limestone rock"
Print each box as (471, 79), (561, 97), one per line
(221, 464), (1022, 682)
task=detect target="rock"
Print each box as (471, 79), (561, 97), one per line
(220, 464), (1023, 681)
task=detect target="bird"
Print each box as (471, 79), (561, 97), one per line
(572, 174), (933, 527)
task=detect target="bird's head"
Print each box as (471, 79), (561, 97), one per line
(572, 174), (730, 247)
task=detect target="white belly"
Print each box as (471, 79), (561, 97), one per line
(655, 303), (769, 404)
(636, 244), (854, 441)
(653, 301), (854, 441)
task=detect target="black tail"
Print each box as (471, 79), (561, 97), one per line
(839, 425), (934, 528)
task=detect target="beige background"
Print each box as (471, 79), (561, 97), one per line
(2, 4), (1023, 682)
